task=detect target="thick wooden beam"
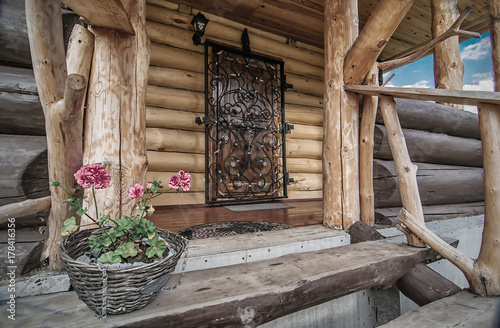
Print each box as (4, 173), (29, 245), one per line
(0, 196), (51, 225)
(359, 65), (379, 226)
(344, 0), (413, 85)
(431, 0), (464, 109)
(492, 0), (500, 91)
(4, 240), (439, 327)
(379, 96), (425, 247)
(344, 85), (500, 106)
(62, 0), (134, 34)
(323, 0), (359, 229)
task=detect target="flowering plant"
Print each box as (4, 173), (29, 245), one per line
(51, 163), (191, 265)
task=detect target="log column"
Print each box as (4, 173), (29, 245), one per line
(82, 0), (150, 223)
(323, 0), (359, 229)
(431, 0), (464, 109)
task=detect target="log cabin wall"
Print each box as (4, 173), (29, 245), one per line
(144, 0), (325, 206)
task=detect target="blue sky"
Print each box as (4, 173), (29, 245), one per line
(384, 32), (493, 113)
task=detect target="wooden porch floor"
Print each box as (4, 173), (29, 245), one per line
(151, 200), (324, 232)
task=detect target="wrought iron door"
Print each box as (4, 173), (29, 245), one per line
(201, 42), (289, 203)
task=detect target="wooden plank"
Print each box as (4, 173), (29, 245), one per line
(344, 85), (500, 106)
(379, 290), (499, 328)
(62, 0), (134, 34)
(3, 240), (439, 327)
(0, 0), (32, 65)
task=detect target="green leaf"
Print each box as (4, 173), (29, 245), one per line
(97, 251), (122, 264)
(50, 181), (60, 187)
(76, 208), (87, 217)
(89, 235), (105, 254)
(146, 234), (167, 259)
(61, 217), (78, 236)
(114, 242), (138, 258)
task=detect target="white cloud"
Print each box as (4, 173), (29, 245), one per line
(461, 38), (491, 60)
(471, 72), (493, 83)
(401, 80), (431, 88)
(463, 77), (494, 114)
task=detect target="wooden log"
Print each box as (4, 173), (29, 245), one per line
(373, 124), (483, 167)
(286, 74), (324, 97)
(146, 0), (178, 10)
(148, 66), (204, 91)
(0, 135), (48, 205)
(150, 42), (204, 73)
(146, 128), (204, 153)
(344, 0), (414, 85)
(374, 202), (485, 226)
(0, 196), (51, 225)
(288, 190), (323, 199)
(285, 104), (323, 127)
(287, 173), (322, 191)
(151, 191), (204, 206)
(287, 139), (322, 159)
(323, 0), (358, 229)
(286, 91), (323, 108)
(344, 85), (500, 106)
(62, 0), (134, 34)
(0, 0), (31, 65)
(146, 85), (204, 113)
(375, 98), (480, 139)
(359, 65), (379, 226)
(146, 107), (204, 132)
(147, 151), (204, 173)
(349, 221), (385, 244)
(373, 159), (484, 208)
(287, 158), (322, 174)
(476, 102), (500, 296)
(431, 0), (464, 109)
(0, 66), (37, 94)
(288, 124), (323, 141)
(83, 0), (149, 223)
(396, 263), (462, 306)
(491, 0), (500, 91)
(145, 4), (324, 68)
(379, 96), (425, 247)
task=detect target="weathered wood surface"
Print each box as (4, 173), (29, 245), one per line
(349, 221), (385, 244)
(396, 263), (462, 306)
(374, 202), (485, 226)
(1, 240), (440, 327)
(375, 98), (480, 139)
(0, 135), (48, 206)
(0, 66), (45, 135)
(379, 290), (499, 328)
(374, 159), (484, 207)
(0, 0), (31, 65)
(345, 85), (500, 106)
(373, 124), (483, 167)
(0, 196), (51, 225)
(431, 0), (464, 109)
(492, 0), (500, 90)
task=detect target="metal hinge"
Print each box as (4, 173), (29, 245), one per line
(284, 123), (294, 134)
(285, 173), (294, 185)
(283, 75), (293, 90)
(195, 116), (212, 125)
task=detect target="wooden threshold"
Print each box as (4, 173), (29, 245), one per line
(151, 199), (324, 232)
(344, 85), (500, 106)
(4, 240), (440, 327)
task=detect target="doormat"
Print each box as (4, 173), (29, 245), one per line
(224, 203), (294, 212)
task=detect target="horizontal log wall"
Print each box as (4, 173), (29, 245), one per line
(145, 0), (325, 205)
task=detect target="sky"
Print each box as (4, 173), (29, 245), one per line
(383, 32), (494, 113)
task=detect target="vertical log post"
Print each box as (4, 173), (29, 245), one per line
(323, 0), (359, 229)
(82, 0), (150, 224)
(26, 0), (91, 269)
(359, 65), (379, 225)
(431, 0), (464, 109)
(379, 96), (425, 247)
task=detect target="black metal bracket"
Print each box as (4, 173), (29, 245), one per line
(283, 75), (293, 90)
(195, 116), (212, 125)
(285, 173), (294, 185)
(284, 123), (294, 134)
(242, 28), (251, 53)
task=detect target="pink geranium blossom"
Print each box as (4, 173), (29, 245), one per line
(168, 175), (180, 189)
(74, 163), (111, 189)
(145, 182), (153, 190)
(178, 170), (191, 192)
(128, 183), (144, 200)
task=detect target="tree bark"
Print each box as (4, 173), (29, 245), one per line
(379, 96), (425, 247)
(431, 0), (464, 109)
(323, 0), (358, 229)
(492, 0), (500, 91)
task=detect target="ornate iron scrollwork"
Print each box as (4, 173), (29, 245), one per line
(204, 42), (288, 203)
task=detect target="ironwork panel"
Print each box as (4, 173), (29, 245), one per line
(204, 42), (287, 203)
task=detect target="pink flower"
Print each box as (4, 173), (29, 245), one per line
(128, 183), (144, 199)
(168, 175), (180, 189)
(145, 182), (153, 190)
(178, 170), (191, 191)
(74, 163), (111, 189)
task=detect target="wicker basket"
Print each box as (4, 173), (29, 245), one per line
(60, 228), (188, 316)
